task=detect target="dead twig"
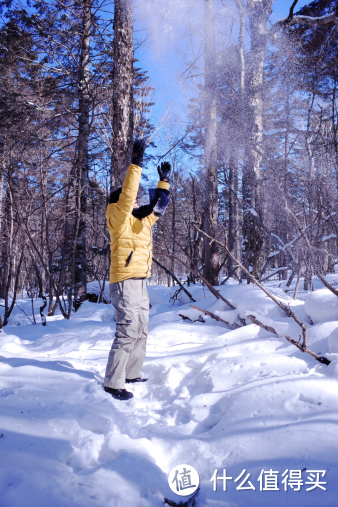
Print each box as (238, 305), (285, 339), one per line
(153, 258), (196, 302)
(178, 313), (193, 321)
(155, 253), (236, 310)
(14, 302), (36, 325)
(190, 304), (241, 329)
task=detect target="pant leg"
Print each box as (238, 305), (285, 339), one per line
(104, 279), (146, 390)
(125, 280), (149, 379)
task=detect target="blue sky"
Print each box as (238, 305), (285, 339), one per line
(133, 0), (311, 166)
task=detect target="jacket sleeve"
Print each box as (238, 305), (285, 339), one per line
(105, 164), (142, 231)
(144, 180), (170, 228)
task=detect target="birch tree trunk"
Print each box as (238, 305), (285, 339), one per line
(74, 0), (92, 309)
(110, 0), (134, 189)
(203, 0), (219, 286)
(228, 0), (245, 278)
(242, 0), (273, 278)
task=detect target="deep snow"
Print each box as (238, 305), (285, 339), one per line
(1, 275), (338, 506)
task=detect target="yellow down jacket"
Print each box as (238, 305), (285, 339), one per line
(106, 164), (170, 284)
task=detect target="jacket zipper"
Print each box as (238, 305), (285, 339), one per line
(125, 251), (133, 267)
(145, 224), (152, 276)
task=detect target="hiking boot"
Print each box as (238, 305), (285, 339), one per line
(104, 386), (134, 400)
(126, 378), (148, 383)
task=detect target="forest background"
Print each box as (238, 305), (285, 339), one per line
(1, 0), (338, 327)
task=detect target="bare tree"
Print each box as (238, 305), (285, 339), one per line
(110, 0), (134, 189)
(74, 0), (92, 309)
(203, 0), (219, 285)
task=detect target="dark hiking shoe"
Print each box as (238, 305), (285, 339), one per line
(126, 377), (148, 383)
(104, 386), (134, 400)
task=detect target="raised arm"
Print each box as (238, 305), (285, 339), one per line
(145, 162), (171, 227)
(106, 139), (147, 230)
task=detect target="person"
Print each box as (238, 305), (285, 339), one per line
(104, 139), (171, 400)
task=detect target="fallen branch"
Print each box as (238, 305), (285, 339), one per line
(284, 335), (330, 365)
(193, 224), (307, 348)
(153, 258), (196, 302)
(155, 253), (236, 310)
(246, 314), (279, 335)
(246, 314), (330, 365)
(178, 313), (194, 321)
(190, 304), (241, 329)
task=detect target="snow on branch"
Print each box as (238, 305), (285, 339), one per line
(276, 11), (338, 28)
(189, 304), (241, 330)
(246, 314), (330, 365)
(322, 234), (337, 243)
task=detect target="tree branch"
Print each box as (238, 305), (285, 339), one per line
(193, 224), (307, 348)
(280, 11), (338, 28)
(247, 314), (330, 365)
(155, 253), (236, 311)
(190, 304), (241, 329)
(285, 0), (299, 24)
(153, 258), (196, 302)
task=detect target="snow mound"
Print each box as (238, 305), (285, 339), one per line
(0, 333), (26, 353)
(178, 308), (205, 322)
(214, 309), (238, 325)
(305, 288), (338, 324)
(328, 326), (338, 353)
(100, 308), (115, 322)
(246, 311), (290, 337)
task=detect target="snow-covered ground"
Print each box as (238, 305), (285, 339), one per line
(1, 276), (338, 507)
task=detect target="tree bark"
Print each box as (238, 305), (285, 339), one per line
(242, 0), (273, 278)
(110, 0), (134, 189)
(203, 0), (219, 286)
(170, 167), (177, 286)
(228, 155), (240, 276)
(74, 0), (92, 309)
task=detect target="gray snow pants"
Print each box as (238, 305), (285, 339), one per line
(104, 278), (149, 390)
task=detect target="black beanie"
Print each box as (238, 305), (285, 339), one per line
(109, 187), (123, 204)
